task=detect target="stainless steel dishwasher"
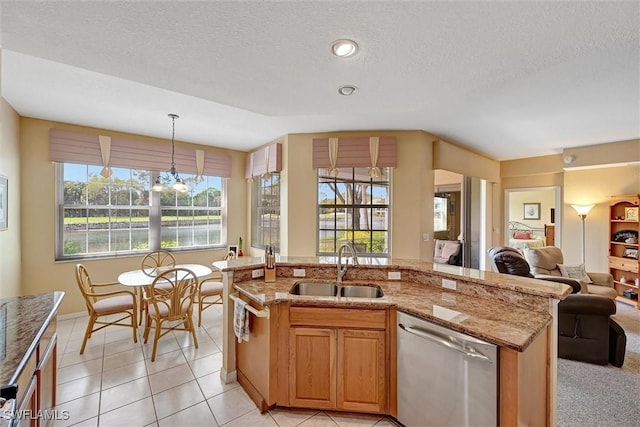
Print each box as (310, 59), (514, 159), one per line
(397, 311), (498, 427)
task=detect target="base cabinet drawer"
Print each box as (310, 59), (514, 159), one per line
(609, 256), (639, 273)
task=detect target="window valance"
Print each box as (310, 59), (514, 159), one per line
(245, 143), (283, 179)
(312, 136), (397, 170)
(49, 128), (232, 177)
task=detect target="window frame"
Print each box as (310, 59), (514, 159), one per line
(251, 173), (280, 252)
(55, 163), (228, 260)
(317, 167), (391, 257)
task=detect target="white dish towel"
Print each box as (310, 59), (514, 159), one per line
(233, 298), (250, 343)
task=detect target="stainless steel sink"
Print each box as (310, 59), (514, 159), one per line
(288, 281), (384, 298)
(289, 281), (339, 296)
(340, 284), (384, 298)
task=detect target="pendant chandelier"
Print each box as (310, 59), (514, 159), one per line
(152, 113), (189, 193)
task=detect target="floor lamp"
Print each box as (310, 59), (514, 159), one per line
(571, 204), (594, 265)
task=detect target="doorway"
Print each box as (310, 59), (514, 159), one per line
(504, 187), (561, 250)
(434, 171), (489, 269)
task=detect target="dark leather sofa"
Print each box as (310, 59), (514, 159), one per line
(488, 246), (626, 367)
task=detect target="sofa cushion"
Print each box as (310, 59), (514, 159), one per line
(558, 263), (593, 284)
(586, 284), (618, 300)
(523, 246), (564, 276)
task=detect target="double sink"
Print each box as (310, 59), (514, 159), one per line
(289, 281), (384, 298)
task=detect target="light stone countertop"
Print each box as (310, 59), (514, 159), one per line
(215, 257), (572, 352)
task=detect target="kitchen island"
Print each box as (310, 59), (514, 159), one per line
(213, 257), (571, 426)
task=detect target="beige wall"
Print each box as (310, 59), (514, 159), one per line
(563, 139), (640, 169)
(10, 111), (637, 312)
(0, 96), (22, 298)
(501, 141), (640, 274)
(563, 165), (640, 272)
(266, 131), (437, 259)
(508, 189), (556, 230)
(19, 118), (247, 315)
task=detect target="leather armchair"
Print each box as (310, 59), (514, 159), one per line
(487, 246), (626, 367)
(558, 294), (626, 367)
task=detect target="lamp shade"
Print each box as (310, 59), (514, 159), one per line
(571, 204), (595, 216)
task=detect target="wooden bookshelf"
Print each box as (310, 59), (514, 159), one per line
(609, 194), (639, 309)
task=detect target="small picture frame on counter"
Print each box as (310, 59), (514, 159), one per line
(623, 247), (638, 260)
(226, 245), (238, 259)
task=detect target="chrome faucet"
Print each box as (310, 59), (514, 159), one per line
(337, 243), (359, 282)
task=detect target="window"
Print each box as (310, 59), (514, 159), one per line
(58, 163), (225, 259)
(251, 173), (280, 251)
(434, 194), (449, 232)
(318, 167), (390, 256)
(159, 173), (224, 249)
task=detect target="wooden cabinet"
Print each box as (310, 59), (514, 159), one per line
(289, 327), (337, 409)
(337, 329), (386, 413)
(545, 224), (555, 246)
(235, 296), (278, 412)
(284, 306), (390, 414)
(609, 194), (640, 308)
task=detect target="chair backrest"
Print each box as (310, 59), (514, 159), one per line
(147, 268), (198, 320)
(523, 246), (564, 276)
(141, 250), (176, 277)
(75, 263), (97, 310)
(487, 246), (533, 277)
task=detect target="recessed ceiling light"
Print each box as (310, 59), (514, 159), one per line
(338, 85), (358, 96)
(331, 39), (359, 57)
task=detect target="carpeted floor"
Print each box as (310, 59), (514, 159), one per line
(557, 301), (640, 427)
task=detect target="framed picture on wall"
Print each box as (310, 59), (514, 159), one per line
(523, 202), (540, 220)
(0, 176), (7, 230)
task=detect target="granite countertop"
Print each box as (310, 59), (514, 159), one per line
(0, 292), (65, 388)
(214, 256), (571, 300)
(217, 256), (572, 351)
(232, 277), (554, 352)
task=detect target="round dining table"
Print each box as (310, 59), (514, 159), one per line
(118, 263), (213, 287)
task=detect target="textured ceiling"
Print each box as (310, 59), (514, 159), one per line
(1, 1), (638, 160)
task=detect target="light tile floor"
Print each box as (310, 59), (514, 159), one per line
(54, 305), (399, 427)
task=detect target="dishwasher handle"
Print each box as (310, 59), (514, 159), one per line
(399, 323), (492, 363)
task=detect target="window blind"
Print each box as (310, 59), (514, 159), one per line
(312, 136), (397, 169)
(245, 143), (283, 178)
(50, 128), (232, 177)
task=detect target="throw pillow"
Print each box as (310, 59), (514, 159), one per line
(441, 242), (460, 260)
(558, 264), (593, 284)
(513, 231), (532, 239)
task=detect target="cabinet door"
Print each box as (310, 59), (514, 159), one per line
(288, 327), (336, 409)
(15, 375), (37, 427)
(37, 334), (57, 427)
(337, 329), (387, 413)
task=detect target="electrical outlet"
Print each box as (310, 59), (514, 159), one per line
(422, 233), (430, 242)
(387, 271), (401, 280)
(293, 268), (306, 277)
(252, 268), (264, 279)
(442, 278), (457, 290)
